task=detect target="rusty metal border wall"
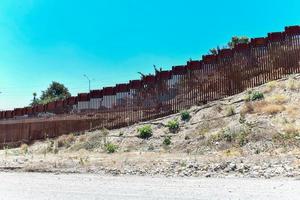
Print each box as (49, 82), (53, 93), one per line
(1, 26), (300, 147)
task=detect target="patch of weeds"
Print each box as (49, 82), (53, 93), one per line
(20, 143), (29, 155)
(57, 134), (75, 148)
(163, 136), (171, 146)
(78, 135), (87, 142)
(180, 110), (191, 121)
(223, 128), (235, 142)
(254, 149), (260, 154)
(42, 139), (55, 157)
(119, 131), (124, 137)
(180, 160), (187, 167)
(124, 148), (131, 152)
(259, 103), (285, 115)
(244, 90), (252, 102)
(79, 156), (89, 166)
(53, 141), (59, 154)
(282, 124), (300, 139)
(267, 94), (288, 104)
(4, 146), (8, 157)
(105, 143), (118, 153)
(250, 91), (264, 101)
(71, 129), (109, 151)
(287, 77), (299, 90)
(194, 122), (210, 139)
(167, 119), (180, 133)
(225, 105), (235, 117)
(209, 131), (223, 143)
(244, 90), (264, 102)
(148, 144), (155, 151)
(138, 125), (153, 139)
(236, 130), (249, 147)
(264, 81), (277, 93)
(184, 135), (190, 140)
(223, 148), (241, 157)
(47, 140), (55, 152)
(240, 102), (254, 115)
(239, 115), (246, 124)
(208, 125), (250, 147)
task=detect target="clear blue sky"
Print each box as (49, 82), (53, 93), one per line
(0, 0), (299, 110)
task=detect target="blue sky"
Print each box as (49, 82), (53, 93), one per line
(0, 0), (299, 110)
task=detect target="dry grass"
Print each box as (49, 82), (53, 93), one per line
(241, 100), (285, 115)
(78, 135), (87, 142)
(263, 81), (277, 93)
(68, 129), (109, 152)
(240, 102), (254, 115)
(20, 143), (29, 154)
(222, 147), (242, 157)
(225, 105), (235, 117)
(286, 105), (300, 117)
(286, 78), (300, 90)
(267, 94), (288, 104)
(57, 134), (76, 148)
(283, 124), (299, 137)
(258, 103), (285, 115)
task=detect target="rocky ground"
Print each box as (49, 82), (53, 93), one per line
(1, 74), (300, 178)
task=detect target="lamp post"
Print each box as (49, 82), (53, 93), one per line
(83, 75), (93, 111)
(0, 92), (3, 112)
(83, 74), (91, 92)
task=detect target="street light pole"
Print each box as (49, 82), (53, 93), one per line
(83, 74), (91, 92)
(83, 75), (92, 111)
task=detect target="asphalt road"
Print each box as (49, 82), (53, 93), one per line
(0, 172), (300, 200)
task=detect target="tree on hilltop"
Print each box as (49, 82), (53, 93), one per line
(209, 36), (250, 55)
(30, 81), (71, 106)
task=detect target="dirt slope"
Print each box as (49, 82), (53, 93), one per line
(1, 74), (300, 178)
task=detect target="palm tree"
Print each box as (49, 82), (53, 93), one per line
(31, 92), (39, 106)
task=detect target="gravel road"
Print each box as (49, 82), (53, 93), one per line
(0, 172), (300, 200)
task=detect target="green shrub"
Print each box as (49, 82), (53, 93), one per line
(181, 110), (191, 121)
(223, 129), (234, 142)
(244, 90), (264, 102)
(251, 91), (264, 101)
(163, 136), (171, 146)
(105, 143), (118, 153)
(237, 131), (249, 147)
(167, 119), (180, 133)
(138, 125), (153, 139)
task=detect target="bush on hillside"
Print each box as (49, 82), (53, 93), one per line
(138, 125), (153, 139)
(105, 142), (118, 153)
(163, 136), (171, 146)
(167, 119), (180, 133)
(180, 110), (191, 121)
(251, 91), (264, 101)
(244, 90), (264, 102)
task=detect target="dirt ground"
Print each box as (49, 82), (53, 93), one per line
(1, 75), (300, 178)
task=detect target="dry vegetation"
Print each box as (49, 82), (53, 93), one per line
(1, 75), (300, 177)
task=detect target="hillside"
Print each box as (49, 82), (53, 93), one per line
(1, 74), (300, 178)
